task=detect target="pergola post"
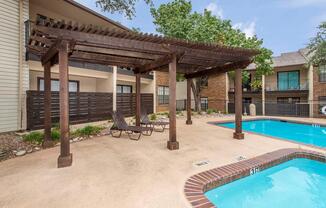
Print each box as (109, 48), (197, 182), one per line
(135, 72), (141, 126)
(186, 78), (192, 125)
(167, 54), (179, 150)
(57, 40), (72, 168)
(233, 68), (244, 140)
(43, 61), (54, 148)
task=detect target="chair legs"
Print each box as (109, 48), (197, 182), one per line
(110, 129), (122, 138)
(126, 131), (142, 141)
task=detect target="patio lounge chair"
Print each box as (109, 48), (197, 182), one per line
(141, 110), (169, 132)
(110, 110), (153, 140)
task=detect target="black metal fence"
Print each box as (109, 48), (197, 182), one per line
(228, 102), (310, 117)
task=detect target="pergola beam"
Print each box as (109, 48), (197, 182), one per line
(184, 59), (252, 79)
(138, 54), (173, 73)
(41, 39), (62, 66)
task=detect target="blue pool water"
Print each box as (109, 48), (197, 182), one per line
(205, 159), (326, 208)
(218, 119), (326, 148)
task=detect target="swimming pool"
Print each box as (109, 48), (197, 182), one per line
(218, 119), (326, 148)
(205, 158), (326, 208)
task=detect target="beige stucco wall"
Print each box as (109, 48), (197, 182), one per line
(265, 65), (308, 91)
(29, 61), (154, 93)
(29, 70), (97, 92)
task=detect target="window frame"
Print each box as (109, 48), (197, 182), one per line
(200, 97), (208, 111)
(157, 86), (169, 105)
(117, 84), (133, 94)
(37, 77), (80, 92)
(277, 70), (300, 91)
(319, 65), (326, 83)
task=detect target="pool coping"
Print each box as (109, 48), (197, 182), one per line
(209, 118), (326, 150)
(184, 148), (326, 208)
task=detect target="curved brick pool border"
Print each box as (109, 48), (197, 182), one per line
(184, 148), (326, 208)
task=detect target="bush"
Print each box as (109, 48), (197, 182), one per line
(206, 109), (216, 115)
(73, 125), (104, 137)
(51, 129), (60, 141)
(23, 131), (44, 144)
(150, 113), (157, 121)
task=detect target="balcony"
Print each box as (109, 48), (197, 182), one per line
(265, 80), (309, 93)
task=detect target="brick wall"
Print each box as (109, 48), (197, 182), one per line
(155, 71), (169, 112)
(200, 73), (227, 112)
(313, 67), (326, 118)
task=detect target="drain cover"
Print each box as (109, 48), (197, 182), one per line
(193, 160), (210, 167)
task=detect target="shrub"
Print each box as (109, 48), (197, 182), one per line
(150, 113), (157, 121)
(73, 125), (104, 137)
(206, 109), (216, 114)
(51, 129), (60, 141)
(23, 131), (44, 144)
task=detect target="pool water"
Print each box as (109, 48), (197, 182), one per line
(218, 119), (326, 148)
(205, 159), (326, 208)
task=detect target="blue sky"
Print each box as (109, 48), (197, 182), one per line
(76, 0), (326, 56)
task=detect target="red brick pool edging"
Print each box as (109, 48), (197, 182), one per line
(184, 148), (326, 208)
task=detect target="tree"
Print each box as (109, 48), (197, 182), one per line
(151, 0), (273, 111)
(95, 0), (153, 19)
(307, 22), (326, 66)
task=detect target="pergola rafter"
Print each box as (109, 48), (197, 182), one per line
(27, 15), (258, 168)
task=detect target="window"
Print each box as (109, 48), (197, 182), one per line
(277, 97), (300, 104)
(243, 98), (252, 104)
(200, 76), (208, 87)
(319, 65), (326, 82)
(38, 78), (79, 92)
(277, 71), (300, 90)
(117, 85), (132, 94)
(158, 86), (169, 104)
(319, 96), (326, 114)
(200, 97), (208, 111)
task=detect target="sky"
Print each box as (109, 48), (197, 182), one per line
(76, 0), (326, 56)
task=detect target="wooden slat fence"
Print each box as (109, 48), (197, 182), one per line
(116, 93), (154, 117)
(27, 91), (113, 130)
(26, 91), (154, 130)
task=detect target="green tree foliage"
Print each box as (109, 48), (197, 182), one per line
(150, 0), (273, 90)
(307, 22), (326, 66)
(96, 0), (153, 19)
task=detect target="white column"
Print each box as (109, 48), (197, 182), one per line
(308, 64), (314, 117)
(112, 66), (117, 111)
(153, 71), (157, 113)
(262, 75), (266, 116)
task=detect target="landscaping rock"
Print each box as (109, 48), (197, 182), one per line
(34, 147), (41, 151)
(15, 150), (26, 157)
(26, 148), (33, 154)
(72, 137), (79, 142)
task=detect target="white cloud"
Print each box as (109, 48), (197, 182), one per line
(280, 0), (326, 7)
(233, 21), (256, 38)
(206, 2), (223, 18)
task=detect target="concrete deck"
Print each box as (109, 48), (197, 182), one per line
(0, 116), (325, 208)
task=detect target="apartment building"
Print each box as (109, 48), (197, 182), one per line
(177, 49), (326, 118)
(0, 0), (169, 133)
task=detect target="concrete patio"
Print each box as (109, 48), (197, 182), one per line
(0, 116), (324, 208)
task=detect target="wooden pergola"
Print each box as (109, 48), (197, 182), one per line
(27, 16), (259, 168)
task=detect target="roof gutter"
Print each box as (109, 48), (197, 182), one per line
(63, 0), (131, 31)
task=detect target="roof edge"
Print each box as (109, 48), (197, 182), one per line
(64, 0), (131, 31)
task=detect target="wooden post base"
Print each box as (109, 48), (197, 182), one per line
(167, 141), (179, 150)
(58, 153), (73, 168)
(186, 120), (192, 125)
(233, 132), (244, 140)
(42, 140), (55, 149)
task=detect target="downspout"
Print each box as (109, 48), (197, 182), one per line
(18, 0), (24, 130)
